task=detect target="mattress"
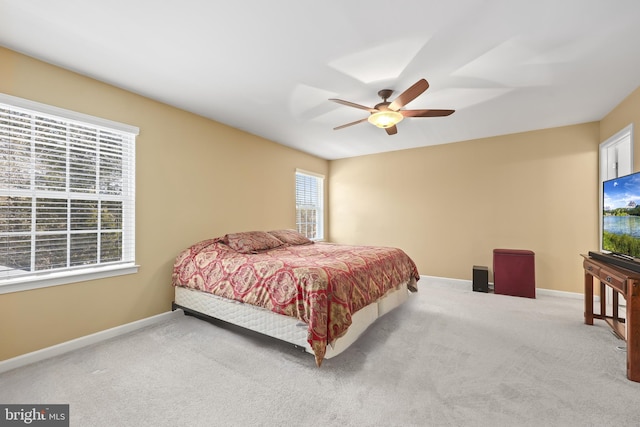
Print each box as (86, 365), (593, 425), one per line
(174, 278), (413, 359)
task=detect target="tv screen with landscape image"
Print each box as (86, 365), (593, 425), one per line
(602, 171), (640, 259)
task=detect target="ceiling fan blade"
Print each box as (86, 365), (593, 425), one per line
(329, 98), (377, 113)
(333, 117), (369, 130)
(385, 125), (398, 135)
(401, 109), (455, 117)
(388, 79), (429, 111)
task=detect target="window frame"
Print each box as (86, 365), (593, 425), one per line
(599, 124), (634, 254)
(0, 93), (139, 294)
(295, 168), (325, 241)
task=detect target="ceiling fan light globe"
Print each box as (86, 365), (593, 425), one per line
(368, 111), (403, 128)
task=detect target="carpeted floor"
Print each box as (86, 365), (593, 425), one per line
(2, 280), (640, 426)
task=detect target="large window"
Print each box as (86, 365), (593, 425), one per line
(295, 169), (324, 240)
(0, 94), (138, 293)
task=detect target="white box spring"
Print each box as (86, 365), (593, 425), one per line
(174, 278), (413, 360)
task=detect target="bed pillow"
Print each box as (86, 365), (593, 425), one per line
(267, 229), (313, 246)
(223, 231), (285, 254)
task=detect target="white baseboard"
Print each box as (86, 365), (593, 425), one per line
(421, 275), (588, 300)
(535, 287), (586, 300)
(0, 310), (183, 375)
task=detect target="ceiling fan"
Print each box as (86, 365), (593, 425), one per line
(329, 78), (454, 135)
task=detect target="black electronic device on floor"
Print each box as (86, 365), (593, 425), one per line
(472, 265), (489, 293)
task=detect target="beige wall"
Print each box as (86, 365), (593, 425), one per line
(600, 86), (640, 169)
(330, 123), (601, 293)
(0, 47), (328, 360)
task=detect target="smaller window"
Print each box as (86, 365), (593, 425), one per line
(295, 169), (324, 240)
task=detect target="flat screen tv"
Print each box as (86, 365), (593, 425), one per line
(602, 171), (640, 259)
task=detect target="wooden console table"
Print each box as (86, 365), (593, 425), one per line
(582, 254), (640, 382)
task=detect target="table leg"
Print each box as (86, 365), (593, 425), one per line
(585, 272), (594, 325)
(600, 282), (606, 318)
(628, 281), (640, 382)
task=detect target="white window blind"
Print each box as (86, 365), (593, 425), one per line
(0, 94), (138, 291)
(295, 169), (324, 240)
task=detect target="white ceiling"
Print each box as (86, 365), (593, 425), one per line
(2, 0), (640, 160)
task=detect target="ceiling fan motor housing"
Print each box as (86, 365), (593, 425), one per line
(377, 89), (394, 102)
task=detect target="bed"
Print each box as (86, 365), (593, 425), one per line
(171, 230), (420, 366)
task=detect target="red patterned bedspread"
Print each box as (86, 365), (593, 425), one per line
(171, 239), (419, 365)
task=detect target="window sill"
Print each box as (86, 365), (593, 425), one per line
(0, 264), (139, 295)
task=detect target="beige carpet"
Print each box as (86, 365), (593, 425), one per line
(2, 280), (640, 426)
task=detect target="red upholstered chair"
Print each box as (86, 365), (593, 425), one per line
(493, 249), (536, 298)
